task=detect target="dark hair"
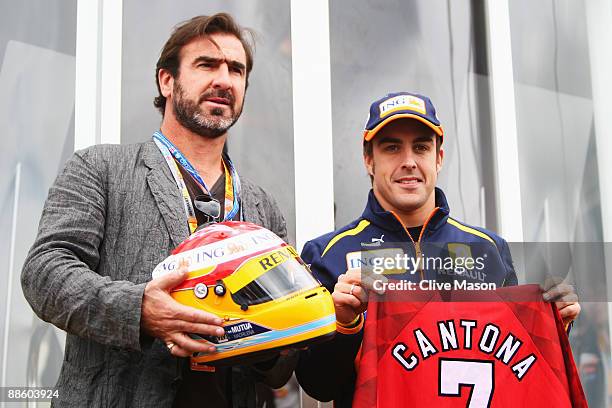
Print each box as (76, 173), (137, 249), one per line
(363, 134), (443, 183)
(154, 13), (255, 115)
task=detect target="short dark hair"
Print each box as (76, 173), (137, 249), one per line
(363, 134), (443, 183)
(153, 13), (255, 115)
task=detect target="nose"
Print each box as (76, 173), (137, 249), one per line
(401, 150), (418, 170)
(211, 63), (231, 90)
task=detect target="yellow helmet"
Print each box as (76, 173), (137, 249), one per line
(152, 221), (336, 367)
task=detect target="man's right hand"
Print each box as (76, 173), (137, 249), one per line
(332, 268), (369, 325)
(141, 263), (225, 357)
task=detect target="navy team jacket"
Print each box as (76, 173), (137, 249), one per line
(296, 187), (518, 407)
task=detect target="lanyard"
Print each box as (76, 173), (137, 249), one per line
(152, 131), (241, 231)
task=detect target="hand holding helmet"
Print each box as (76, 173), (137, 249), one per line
(151, 221), (336, 366)
(141, 259), (226, 357)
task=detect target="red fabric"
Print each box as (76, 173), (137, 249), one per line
(353, 284), (587, 407)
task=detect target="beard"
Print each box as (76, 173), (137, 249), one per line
(172, 81), (243, 139)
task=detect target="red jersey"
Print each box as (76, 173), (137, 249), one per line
(353, 285), (587, 407)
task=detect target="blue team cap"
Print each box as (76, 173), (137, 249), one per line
(363, 92), (444, 142)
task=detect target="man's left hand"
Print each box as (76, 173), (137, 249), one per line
(542, 280), (581, 326)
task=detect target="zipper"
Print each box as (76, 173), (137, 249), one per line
(391, 207), (439, 281)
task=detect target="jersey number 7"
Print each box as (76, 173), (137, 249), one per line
(439, 358), (494, 408)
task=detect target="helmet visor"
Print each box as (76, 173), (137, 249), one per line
(231, 257), (319, 306)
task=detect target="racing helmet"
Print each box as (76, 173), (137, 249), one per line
(152, 221), (336, 366)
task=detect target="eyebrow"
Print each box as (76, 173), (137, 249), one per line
(376, 135), (434, 145)
(377, 136), (403, 145)
(193, 55), (246, 72)
(413, 135), (435, 144)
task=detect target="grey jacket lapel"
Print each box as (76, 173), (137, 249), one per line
(240, 180), (264, 224)
(142, 140), (189, 247)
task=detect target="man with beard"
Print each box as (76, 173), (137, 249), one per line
(21, 14), (293, 407)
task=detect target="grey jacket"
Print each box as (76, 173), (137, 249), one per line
(21, 140), (293, 407)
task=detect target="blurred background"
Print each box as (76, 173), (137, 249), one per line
(1, 0), (611, 406)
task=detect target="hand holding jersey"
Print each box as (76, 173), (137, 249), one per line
(542, 277), (581, 326)
(333, 269), (367, 325)
(333, 268), (389, 325)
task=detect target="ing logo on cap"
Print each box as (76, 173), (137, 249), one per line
(379, 95), (426, 118)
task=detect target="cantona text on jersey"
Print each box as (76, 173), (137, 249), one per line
(391, 319), (536, 381)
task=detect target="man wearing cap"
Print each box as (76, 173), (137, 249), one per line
(295, 92), (580, 406)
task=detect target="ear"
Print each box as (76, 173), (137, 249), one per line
(364, 152), (374, 176)
(436, 147), (444, 173)
(158, 68), (174, 99)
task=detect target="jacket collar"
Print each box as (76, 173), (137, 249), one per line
(142, 139), (169, 171)
(142, 140), (189, 246)
(362, 187), (450, 234)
